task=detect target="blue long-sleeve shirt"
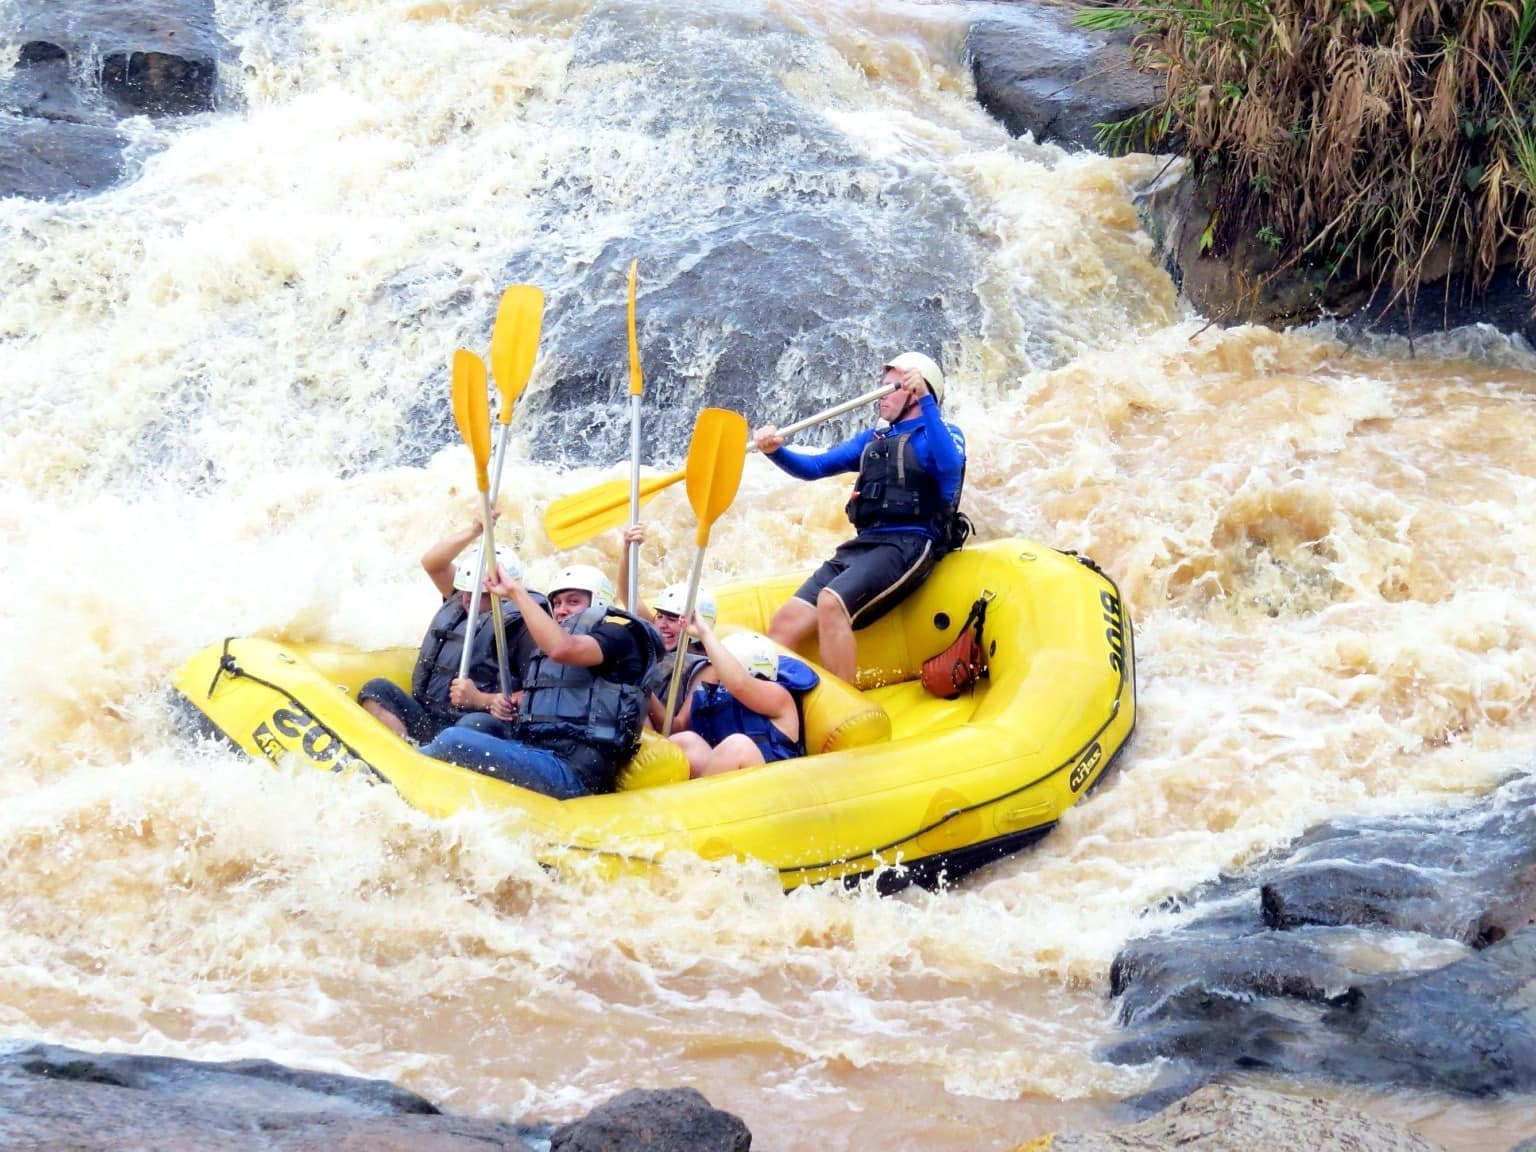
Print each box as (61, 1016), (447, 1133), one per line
(765, 394), (966, 540)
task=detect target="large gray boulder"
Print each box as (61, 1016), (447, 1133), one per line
(11, 0), (227, 117)
(551, 1087), (750, 1152)
(0, 111), (127, 201)
(459, 0), (991, 464)
(0, 1041), (552, 1150)
(967, 4), (1162, 152)
(1107, 772), (1536, 1099)
(0, 1041), (757, 1151)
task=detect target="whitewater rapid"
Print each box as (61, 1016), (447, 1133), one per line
(3, 1), (1536, 1149)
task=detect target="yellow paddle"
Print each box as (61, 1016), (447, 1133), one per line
(450, 348), (513, 696)
(485, 283), (545, 505)
(545, 467), (687, 549)
(451, 348), (492, 491)
(662, 407), (749, 736)
(490, 285), (544, 437)
(624, 260), (643, 612)
(542, 382), (898, 548)
(462, 285), (545, 695)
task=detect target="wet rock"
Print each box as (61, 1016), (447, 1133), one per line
(1107, 772), (1536, 1098)
(0, 0), (233, 200)
(99, 49), (219, 117)
(1044, 1083), (1446, 1151)
(1254, 794), (1536, 944)
(1315, 930), (1536, 1096)
(461, 0), (992, 465)
(1111, 928), (1360, 1020)
(1475, 862), (1536, 947)
(551, 1088), (751, 1152)
(1377, 261), (1536, 349)
(0, 1041), (552, 1151)
(967, 5), (1162, 152)
(1106, 919), (1360, 1078)
(1110, 926), (1536, 1096)
(13, 0), (228, 115)
(0, 1042), (755, 1152)
(8, 43), (97, 121)
(0, 113), (126, 200)
(1259, 861), (1478, 940)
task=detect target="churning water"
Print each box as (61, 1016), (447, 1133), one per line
(3, 1), (1536, 1148)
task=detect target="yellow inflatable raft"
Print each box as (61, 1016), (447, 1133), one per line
(170, 538), (1135, 891)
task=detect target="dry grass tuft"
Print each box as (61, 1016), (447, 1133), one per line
(1080, 0), (1536, 316)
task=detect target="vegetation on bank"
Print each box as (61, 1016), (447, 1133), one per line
(1080, 0), (1536, 316)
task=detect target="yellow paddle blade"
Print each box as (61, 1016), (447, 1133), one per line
(489, 284), (545, 425)
(543, 468), (685, 549)
(451, 348), (491, 492)
(627, 260), (643, 397)
(684, 407), (749, 547)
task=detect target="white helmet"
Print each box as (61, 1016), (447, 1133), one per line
(453, 545), (522, 592)
(549, 563), (614, 610)
(884, 350), (944, 405)
(721, 631), (779, 680)
(653, 583), (718, 627)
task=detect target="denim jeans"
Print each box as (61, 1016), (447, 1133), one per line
(453, 711), (516, 739)
(357, 679), (452, 744)
(420, 725), (590, 799)
(358, 682), (514, 744)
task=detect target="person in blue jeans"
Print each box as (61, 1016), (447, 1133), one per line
(751, 351), (967, 682)
(419, 565), (661, 799)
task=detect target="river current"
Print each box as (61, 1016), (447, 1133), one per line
(3, 1), (1536, 1149)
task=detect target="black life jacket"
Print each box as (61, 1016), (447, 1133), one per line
(646, 645), (711, 718)
(688, 656), (820, 763)
(844, 430), (964, 549)
(516, 606), (663, 760)
(410, 598), (500, 704)
(410, 593), (547, 706)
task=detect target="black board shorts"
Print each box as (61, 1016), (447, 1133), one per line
(792, 531), (937, 630)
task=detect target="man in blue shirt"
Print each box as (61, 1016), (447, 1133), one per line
(751, 351), (967, 682)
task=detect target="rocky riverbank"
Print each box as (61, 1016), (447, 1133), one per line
(0, 1040), (1504, 1152)
(0, 1041), (746, 1151)
(5, 774), (1534, 1147)
(1106, 771), (1536, 1105)
(963, 2), (1536, 343)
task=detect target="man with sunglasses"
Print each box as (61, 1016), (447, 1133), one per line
(751, 351), (967, 683)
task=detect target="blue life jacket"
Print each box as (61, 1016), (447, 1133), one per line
(688, 656), (819, 764)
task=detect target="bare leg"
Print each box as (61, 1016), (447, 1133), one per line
(362, 699), (409, 740)
(671, 731), (712, 777)
(768, 597), (817, 649)
(694, 734), (767, 778)
(815, 589), (857, 682)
